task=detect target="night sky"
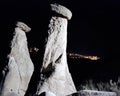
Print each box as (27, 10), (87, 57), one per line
(0, 0), (120, 90)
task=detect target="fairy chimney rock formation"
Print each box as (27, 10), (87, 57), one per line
(36, 3), (76, 96)
(1, 22), (34, 96)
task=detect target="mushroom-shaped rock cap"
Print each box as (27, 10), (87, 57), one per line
(50, 3), (72, 20)
(16, 21), (31, 32)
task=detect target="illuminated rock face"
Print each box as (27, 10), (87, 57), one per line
(1, 22), (34, 96)
(36, 4), (76, 96)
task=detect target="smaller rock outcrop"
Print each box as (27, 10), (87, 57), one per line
(1, 22), (34, 96)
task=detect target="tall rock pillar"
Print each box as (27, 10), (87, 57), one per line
(1, 22), (34, 96)
(36, 4), (76, 96)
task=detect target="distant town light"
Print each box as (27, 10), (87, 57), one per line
(67, 53), (100, 60)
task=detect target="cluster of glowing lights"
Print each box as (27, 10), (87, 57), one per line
(67, 53), (100, 60)
(29, 47), (39, 53)
(29, 47), (100, 61)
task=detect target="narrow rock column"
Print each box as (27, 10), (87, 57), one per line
(36, 4), (76, 96)
(1, 22), (34, 96)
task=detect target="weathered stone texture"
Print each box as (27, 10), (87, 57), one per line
(51, 3), (72, 20)
(36, 4), (76, 96)
(1, 22), (34, 96)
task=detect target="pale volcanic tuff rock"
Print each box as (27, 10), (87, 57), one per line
(0, 3), (118, 96)
(16, 21), (31, 32)
(1, 22), (34, 96)
(36, 3), (76, 96)
(51, 3), (72, 20)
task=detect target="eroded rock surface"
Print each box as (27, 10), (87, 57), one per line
(1, 22), (34, 96)
(36, 4), (76, 96)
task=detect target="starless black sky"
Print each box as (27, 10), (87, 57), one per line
(0, 0), (120, 82)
